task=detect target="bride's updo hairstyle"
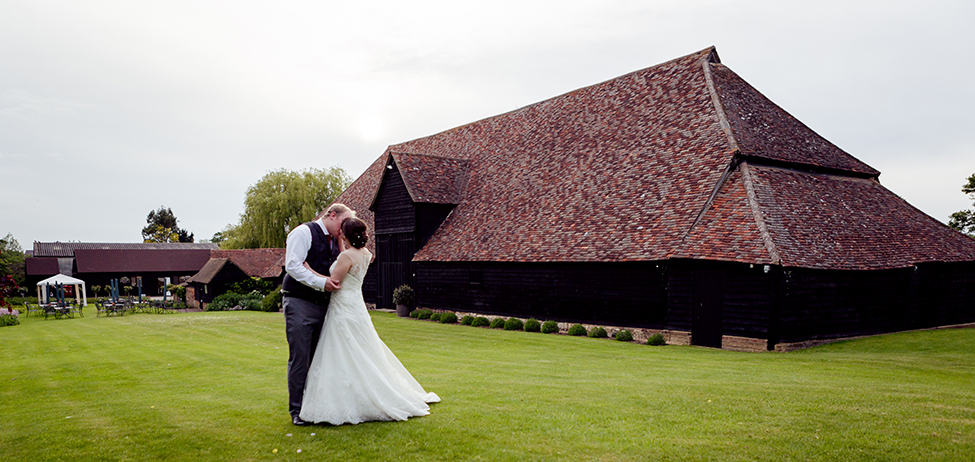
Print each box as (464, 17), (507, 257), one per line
(341, 217), (369, 249)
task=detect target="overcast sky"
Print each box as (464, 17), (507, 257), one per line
(2, 0), (973, 247)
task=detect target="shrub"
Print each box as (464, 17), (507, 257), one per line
(229, 277), (275, 296)
(416, 309), (433, 320)
(392, 285), (415, 307)
(207, 292), (240, 311)
(409, 310), (420, 318)
(234, 292), (263, 311)
(460, 315), (475, 325)
(440, 312), (458, 324)
(588, 327), (608, 338)
(0, 314), (19, 327)
(648, 333), (666, 346)
(430, 312), (442, 322)
(0, 308), (19, 327)
(471, 316), (490, 327)
(504, 318), (524, 331)
(166, 284), (187, 303)
(261, 287), (283, 312)
(489, 318), (506, 329)
(567, 324), (587, 336)
(524, 318), (541, 332)
(541, 320), (559, 334)
(615, 329), (634, 342)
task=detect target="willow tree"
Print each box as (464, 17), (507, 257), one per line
(222, 167), (351, 249)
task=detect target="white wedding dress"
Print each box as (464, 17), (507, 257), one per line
(299, 248), (439, 425)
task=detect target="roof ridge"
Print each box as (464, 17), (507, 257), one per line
(740, 162), (782, 265)
(702, 54), (741, 154)
(389, 151), (469, 162)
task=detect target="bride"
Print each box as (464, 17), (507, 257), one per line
(298, 217), (439, 425)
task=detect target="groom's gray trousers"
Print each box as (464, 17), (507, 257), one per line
(284, 295), (329, 418)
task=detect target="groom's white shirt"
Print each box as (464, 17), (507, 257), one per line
(284, 218), (331, 292)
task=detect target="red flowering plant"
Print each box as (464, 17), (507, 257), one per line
(0, 275), (19, 309)
(0, 276), (20, 326)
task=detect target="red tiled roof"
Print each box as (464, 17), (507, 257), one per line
(25, 257), (60, 276)
(210, 248), (285, 278)
(185, 258), (237, 284)
(33, 242), (218, 258)
(707, 62), (880, 176)
(742, 165), (975, 269)
(74, 249), (213, 273)
(386, 152), (470, 205)
(334, 47), (975, 270)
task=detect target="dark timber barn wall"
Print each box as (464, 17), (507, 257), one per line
(415, 261), (668, 328)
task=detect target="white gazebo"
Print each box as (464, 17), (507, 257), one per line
(37, 274), (88, 306)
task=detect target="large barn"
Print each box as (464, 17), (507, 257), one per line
(335, 47), (975, 351)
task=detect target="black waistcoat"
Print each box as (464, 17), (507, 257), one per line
(281, 222), (338, 304)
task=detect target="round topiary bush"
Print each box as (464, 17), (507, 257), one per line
(461, 315), (475, 325)
(409, 309), (420, 318)
(541, 320), (559, 334)
(440, 312), (458, 324)
(588, 326), (608, 338)
(489, 318), (506, 329)
(524, 318), (541, 332)
(615, 329), (634, 342)
(430, 312), (442, 322)
(647, 333), (666, 346)
(417, 309), (433, 320)
(471, 316), (490, 327)
(567, 324), (587, 336)
(504, 318), (524, 331)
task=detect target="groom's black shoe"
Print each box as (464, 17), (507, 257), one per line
(292, 415), (309, 426)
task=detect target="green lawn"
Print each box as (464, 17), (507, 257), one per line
(2, 307), (973, 461)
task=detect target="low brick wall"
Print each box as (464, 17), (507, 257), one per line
(722, 335), (768, 352)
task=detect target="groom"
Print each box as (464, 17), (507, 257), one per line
(282, 203), (355, 426)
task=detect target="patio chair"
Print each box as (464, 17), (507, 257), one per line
(24, 302), (42, 318)
(95, 300), (109, 317)
(69, 301), (84, 318)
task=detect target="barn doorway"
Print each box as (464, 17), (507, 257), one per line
(376, 232), (415, 309)
(692, 270), (724, 348)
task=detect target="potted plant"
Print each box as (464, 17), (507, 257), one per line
(392, 285), (415, 317)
